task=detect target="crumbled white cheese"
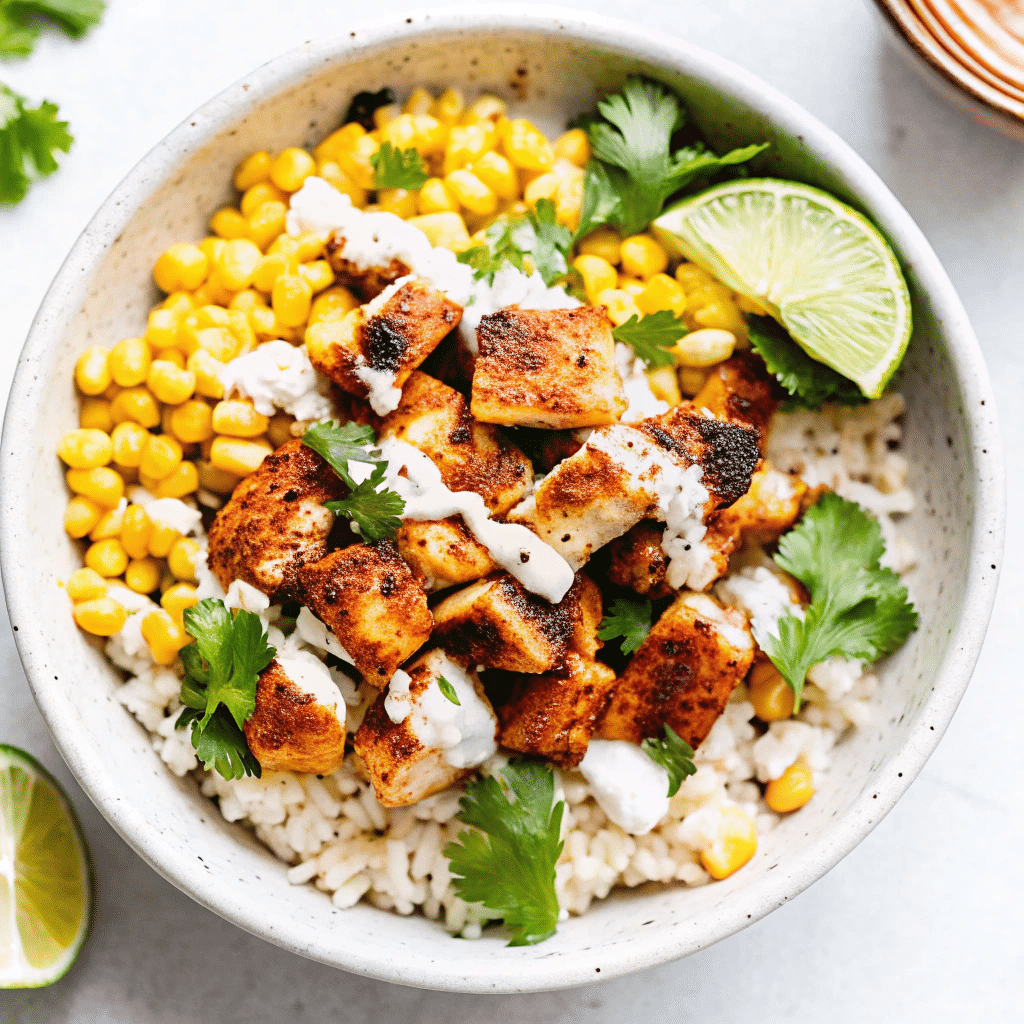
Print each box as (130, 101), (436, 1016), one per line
(126, 491), (203, 536)
(294, 606), (355, 666)
(579, 739), (670, 835)
(218, 339), (334, 422)
(715, 566), (803, 647)
(276, 650), (346, 729)
(615, 342), (669, 423)
(224, 579), (271, 615)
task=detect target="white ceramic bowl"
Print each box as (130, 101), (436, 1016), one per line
(0, 4), (1005, 993)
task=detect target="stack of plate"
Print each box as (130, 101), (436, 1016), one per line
(872, 0), (1024, 140)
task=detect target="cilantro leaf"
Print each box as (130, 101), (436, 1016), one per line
(641, 725), (697, 796)
(611, 310), (685, 368)
(0, 9), (39, 55)
(176, 707), (262, 781)
(443, 758), (564, 946)
(302, 419), (382, 489)
(371, 141), (428, 190)
(4, 0), (105, 39)
(574, 159), (621, 242)
(457, 216), (527, 283)
(525, 198), (572, 286)
(437, 675), (460, 706)
(763, 492), (918, 709)
(324, 462), (405, 541)
(747, 315), (864, 410)
(598, 597), (653, 655)
(0, 85), (72, 203)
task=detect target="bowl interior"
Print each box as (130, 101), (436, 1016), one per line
(1, 9), (1003, 993)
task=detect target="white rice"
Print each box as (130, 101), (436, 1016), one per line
(108, 395), (913, 937)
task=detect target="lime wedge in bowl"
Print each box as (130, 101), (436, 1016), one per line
(652, 179), (912, 398)
(0, 745), (92, 988)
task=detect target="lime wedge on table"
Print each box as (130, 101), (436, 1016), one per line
(0, 746), (92, 988)
(652, 179), (912, 398)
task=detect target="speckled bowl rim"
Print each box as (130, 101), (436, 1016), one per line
(0, 4), (1005, 992)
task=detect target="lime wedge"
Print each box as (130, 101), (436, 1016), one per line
(652, 179), (912, 398)
(0, 745), (92, 988)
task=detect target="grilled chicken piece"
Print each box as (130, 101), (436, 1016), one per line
(244, 654), (348, 775)
(508, 408), (761, 570)
(379, 370), (532, 515)
(693, 354), (778, 448)
(298, 541), (433, 685)
(354, 649), (497, 807)
(471, 306), (627, 429)
(432, 571), (602, 674)
(206, 438), (346, 602)
(607, 521), (672, 599)
(597, 591), (754, 747)
(324, 233), (410, 301)
(396, 517), (497, 592)
(305, 278), (462, 411)
(496, 653), (617, 768)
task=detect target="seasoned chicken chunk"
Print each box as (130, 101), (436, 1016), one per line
(324, 233), (410, 301)
(298, 541), (433, 684)
(396, 517), (497, 592)
(354, 649), (497, 807)
(508, 408), (760, 570)
(597, 591), (754, 747)
(471, 306), (627, 429)
(206, 438), (346, 602)
(379, 370), (532, 515)
(607, 521), (672, 599)
(305, 278), (462, 410)
(432, 571), (602, 674)
(693, 354), (778, 447)
(497, 653), (617, 768)
(244, 653), (348, 775)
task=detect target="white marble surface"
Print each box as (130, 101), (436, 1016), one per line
(1, 0), (1022, 1019)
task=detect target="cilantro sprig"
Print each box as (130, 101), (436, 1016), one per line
(174, 599), (276, 780)
(574, 77), (768, 239)
(443, 758), (564, 946)
(302, 421), (406, 542)
(371, 141), (428, 191)
(612, 309), (686, 368)
(642, 725), (697, 797)
(457, 198), (572, 287)
(747, 315), (864, 410)
(763, 493), (918, 709)
(597, 597), (653, 656)
(437, 675), (460, 706)
(0, 84), (71, 203)
(0, 0), (104, 58)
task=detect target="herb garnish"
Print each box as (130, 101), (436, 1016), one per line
(0, 0), (105, 58)
(597, 597), (653, 655)
(0, 84), (70, 203)
(443, 758), (564, 946)
(763, 493), (918, 709)
(437, 675), (460, 706)
(611, 309), (686, 368)
(371, 141), (428, 191)
(641, 725), (697, 797)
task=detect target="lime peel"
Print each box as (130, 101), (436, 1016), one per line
(652, 178), (912, 398)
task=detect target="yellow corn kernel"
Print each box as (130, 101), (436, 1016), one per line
(225, 310), (255, 358)
(317, 160), (368, 207)
(309, 286), (360, 325)
(416, 177), (458, 214)
(102, 383), (123, 402)
(472, 151), (520, 201)
(430, 87), (464, 125)
(313, 122), (365, 164)
(233, 150), (272, 191)
(210, 209), (247, 241)
(120, 505), (153, 559)
(145, 307), (180, 351)
(161, 583), (199, 627)
(552, 127), (591, 168)
(596, 288), (642, 327)
(210, 436), (272, 476)
(443, 124), (492, 175)
(109, 387), (161, 429)
(693, 300), (747, 336)
(125, 557), (161, 595)
(272, 273), (313, 328)
(187, 350), (225, 399)
(465, 94), (506, 124)
(240, 181), (287, 218)
(402, 87), (433, 116)
(577, 227), (622, 267)
(84, 537), (129, 578)
(687, 281), (735, 308)
(215, 238), (264, 292)
(736, 293), (769, 316)
(748, 660), (796, 721)
(377, 187), (419, 219)
(156, 460), (199, 501)
(646, 366), (682, 406)
(554, 174), (583, 231)
(765, 760), (815, 813)
(147, 521), (180, 559)
(79, 398), (113, 433)
(672, 328), (736, 369)
(64, 496), (102, 539)
(66, 467), (124, 507)
(153, 243), (209, 294)
(66, 566), (107, 602)
(407, 212), (471, 252)
(246, 200), (288, 250)
(108, 336), (151, 388)
(196, 236), (226, 264)
(228, 289), (263, 314)
(291, 231), (326, 262)
(700, 807), (758, 880)
(523, 171), (558, 206)
(167, 537), (200, 581)
(636, 274), (688, 318)
(147, 362), (196, 405)
(74, 345), (112, 396)
(197, 460), (241, 494)
(679, 366), (710, 397)
(139, 435), (182, 481)
(335, 134), (379, 190)
(267, 412), (295, 449)
(618, 275), (646, 297)
(379, 112), (416, 150)
(270, 147), (316, 192)
(164, 349), (189, 371)
(212, 400), (269, 438)
(297, 260), (335, 294)
(57, 428), (113, 470)
(168, 400), (213, 444)
(444, 170), (497, 216)
(502, 119), (555, 172)
(572, 254), (617, 305)
(72, 597), (126, 637)
(252, 252), (291, 294)
(141, 609), (189, 666)
(620, 235), (669, 280)
(163, 291), (195, 314)
(108, 422), (147, 469)
(88, 504), (125, 542)
(675, 262), (716, 292)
